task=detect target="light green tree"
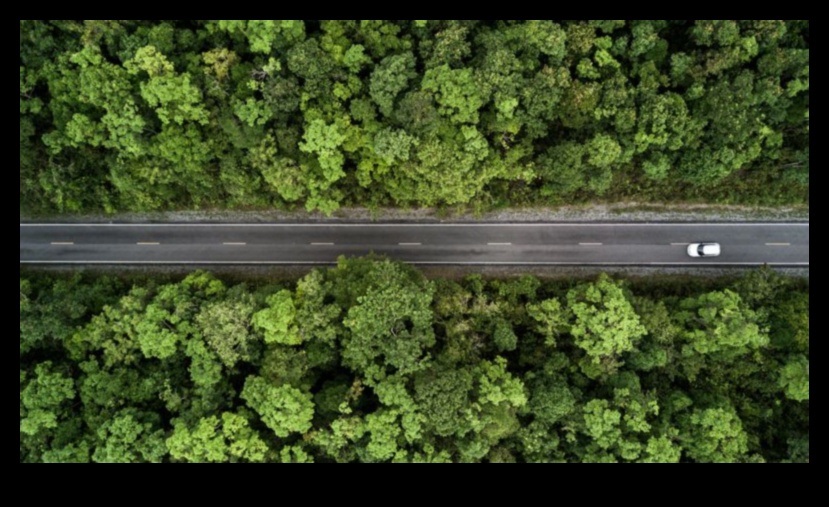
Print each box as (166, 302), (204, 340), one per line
(20, 362), (75, 436)
(126, 46), (208, 125)
(567, 274), (647, 362)
(167, 412), (268, 463)
(241, 376), (314, 438)
(92, 410), (166, 463)
(421, 64), (487, 124)
(677, 289), (768, 356)
(253, 290), (303, 346)
(299, 119), (347, 181)
(681, 406), (748, 463)
(210, 20), (305, 54)
(528, 298), (568, 346)
(778, 355), (809, 401)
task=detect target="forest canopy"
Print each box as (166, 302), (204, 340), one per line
(20, 20), (809, 214)
(20, 261), (810, 462)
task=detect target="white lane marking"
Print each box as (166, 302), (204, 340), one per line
(19, 261), (810, 266)
(310, 242), (335, 246)
(671, 242), (688, 246)
(399, 243), (422, 246)
(223, 242), (247, 246)
(765, 242), (791, 246)
(50, 242), (74, 245)
(579, 242), (603, 246)
(136, 242), (160, 245)
(19, 222), (810, 227)
(488, 242), (512, 246)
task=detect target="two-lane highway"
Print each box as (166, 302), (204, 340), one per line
(19, 223), (809, 265)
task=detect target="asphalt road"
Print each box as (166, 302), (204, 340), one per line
(19, 223), (809, 266)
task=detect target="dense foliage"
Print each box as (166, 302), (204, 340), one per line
(20, 20), (809, 214)
(20, 260), (809, 462)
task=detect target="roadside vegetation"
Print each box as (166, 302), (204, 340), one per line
(20, 20), (809, 215)
(20, 260), (809, 462)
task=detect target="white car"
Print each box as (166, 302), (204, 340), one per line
(687, 242), (721, 257)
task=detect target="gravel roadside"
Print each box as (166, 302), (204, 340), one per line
(20, 202), (809, 224)
(20, 264), (809, 281)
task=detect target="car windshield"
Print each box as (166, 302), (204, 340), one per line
(698, 245), (706, 256)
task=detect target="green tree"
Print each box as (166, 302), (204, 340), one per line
(125, 46), (208, 126)
(253, 290), (302, 346)
(528, 298), (567, 346)
(421, 64), (487, 124)
(299, 119), (347, 182)
(339, 258), (436, 382)
(167, 412), (268, 463)
(20, 362), (75, 437)
(471, 357), (527, 443)
(241, 376), (314, 438)
(567, 274), (647, 363)
(414, 367), (474, 437)
(524, 376), (576, 426)
(210, 20), (305, 54)
(370, 52), (416, 117)
(681, 407), (749, 463)
(582, 399), (623, 450)
(92, 410), (167, 463)
(196, 293), (258, 368)
(639, 434), (682, 463)
(778, 355), (809, 402)
(493, 319), (518, 352)
(386, 127), (499, 206)
(677, 289), (768, 356)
